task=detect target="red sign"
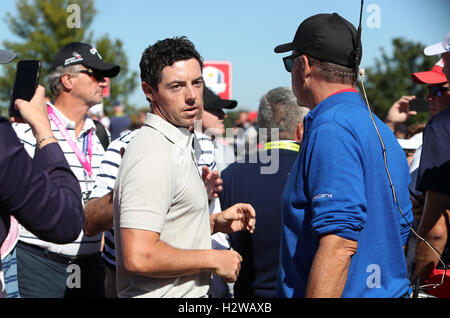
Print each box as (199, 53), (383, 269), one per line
(203, 61), (232, 99)
(102, 77), (110, 98)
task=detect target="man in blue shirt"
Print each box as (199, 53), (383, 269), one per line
(274, 13), (413, 297)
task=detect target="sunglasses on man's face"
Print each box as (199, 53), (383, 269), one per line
(282, 53), (302, 73)
(79, 68), (106, 82)
(428, 85), (449, 97)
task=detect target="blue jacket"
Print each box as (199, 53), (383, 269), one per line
(0, 116), (84, 264)
(220, 146), (300, 297)
(277, 91), (413, 298)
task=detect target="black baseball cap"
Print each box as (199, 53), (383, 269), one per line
(274, 13), (362, 68)
(0, 49), (17, 64)
(51, 42), (120, 77)
(204, 87), (237, 111)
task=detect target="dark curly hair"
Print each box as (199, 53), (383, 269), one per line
(139, 36), (204, 90)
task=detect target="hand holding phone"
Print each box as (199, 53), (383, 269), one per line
(409, 98), (429, 112)
(13, 84), (55, 146)
(9, 60), (42, 119)
(386, 95), (417, 124)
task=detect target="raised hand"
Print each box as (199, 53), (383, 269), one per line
(212, 203), (256, 234)
(12, 85), (56, 149)
(385, 95), (417, 131)
(202, 165), (223, 200)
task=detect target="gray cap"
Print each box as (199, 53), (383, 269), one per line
(0, 49), (17, 64)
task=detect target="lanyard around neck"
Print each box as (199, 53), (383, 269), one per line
(47, 105), (93, 177)
(263, 141), (300, 152)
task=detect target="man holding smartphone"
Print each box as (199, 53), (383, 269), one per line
(12, 42), (120, 298)
(0, 49), (85, 297)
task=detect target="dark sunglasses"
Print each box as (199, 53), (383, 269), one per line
(428, 85), (449, 97)
(79, 68), (106, 82)
(282, 52), (302, 73)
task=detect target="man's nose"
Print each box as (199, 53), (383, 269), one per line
(98, 77), (108, 87)
(187, 84), (197, 99)
(185, 85), (198, 105)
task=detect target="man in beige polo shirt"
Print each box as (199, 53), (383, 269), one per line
(114, 36), (255, 298)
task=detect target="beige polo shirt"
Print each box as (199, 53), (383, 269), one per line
(114, 113), (212, 298)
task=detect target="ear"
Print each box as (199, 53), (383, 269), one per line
(299, 55), (312, 79)
(294, 121), (304, 143)
(142, 81), (156, 105)
(60, 73), (74, 91)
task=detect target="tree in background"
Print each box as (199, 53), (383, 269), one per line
(224, 111), (239, 130)
(363, 37), (438, 125)
(0, 0), (137, 116)
(95, 35), (138, 114)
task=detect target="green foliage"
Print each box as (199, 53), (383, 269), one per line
(94, 35), (138, 114)
(224, 110), (240, 129)
(0, 0), (137, 115)
(363, 37), (437, 125)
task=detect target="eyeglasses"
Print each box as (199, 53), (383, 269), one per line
(282, 52), (302, 73)
(428, 85), (449, 97)
(78, 68), (106, 82)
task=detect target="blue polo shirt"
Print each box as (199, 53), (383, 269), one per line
(276, 91), (413, 298)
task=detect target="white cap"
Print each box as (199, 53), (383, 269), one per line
(89, 102), (104, 117)
(397, 132), (423, 150)
(424, 31), (450, 56)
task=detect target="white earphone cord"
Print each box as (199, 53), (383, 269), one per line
(359, 68), (446, 291)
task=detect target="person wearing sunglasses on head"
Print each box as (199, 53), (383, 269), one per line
(0, 49), (85, 297)
(11, 42), (121, 298)
(412, 32), (450, 296)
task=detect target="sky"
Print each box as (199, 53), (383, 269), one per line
(1, 0), (449, 111)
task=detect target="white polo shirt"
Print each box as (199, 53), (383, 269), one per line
(114, 113), (212, 298)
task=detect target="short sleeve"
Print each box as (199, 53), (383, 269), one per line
(118, 149), (174, 233)
(416, 115), (450, 196)
(307, 123), (367, 241)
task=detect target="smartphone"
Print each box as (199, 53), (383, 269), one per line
(8, 60), (42, 118)
(409, 98), (429, 112)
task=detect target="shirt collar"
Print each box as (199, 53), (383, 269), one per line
(305, 89), (361, 122)
(145, 113), (193, 149)
(47, 102), (96, 134)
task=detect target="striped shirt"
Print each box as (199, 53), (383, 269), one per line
(194, 131), (216, 172)
(194, 131), (230, 251)
(88, 130), (137, 267)
(12, 103), (105, 256)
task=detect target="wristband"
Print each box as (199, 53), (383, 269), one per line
(37, 135), (57, 147)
